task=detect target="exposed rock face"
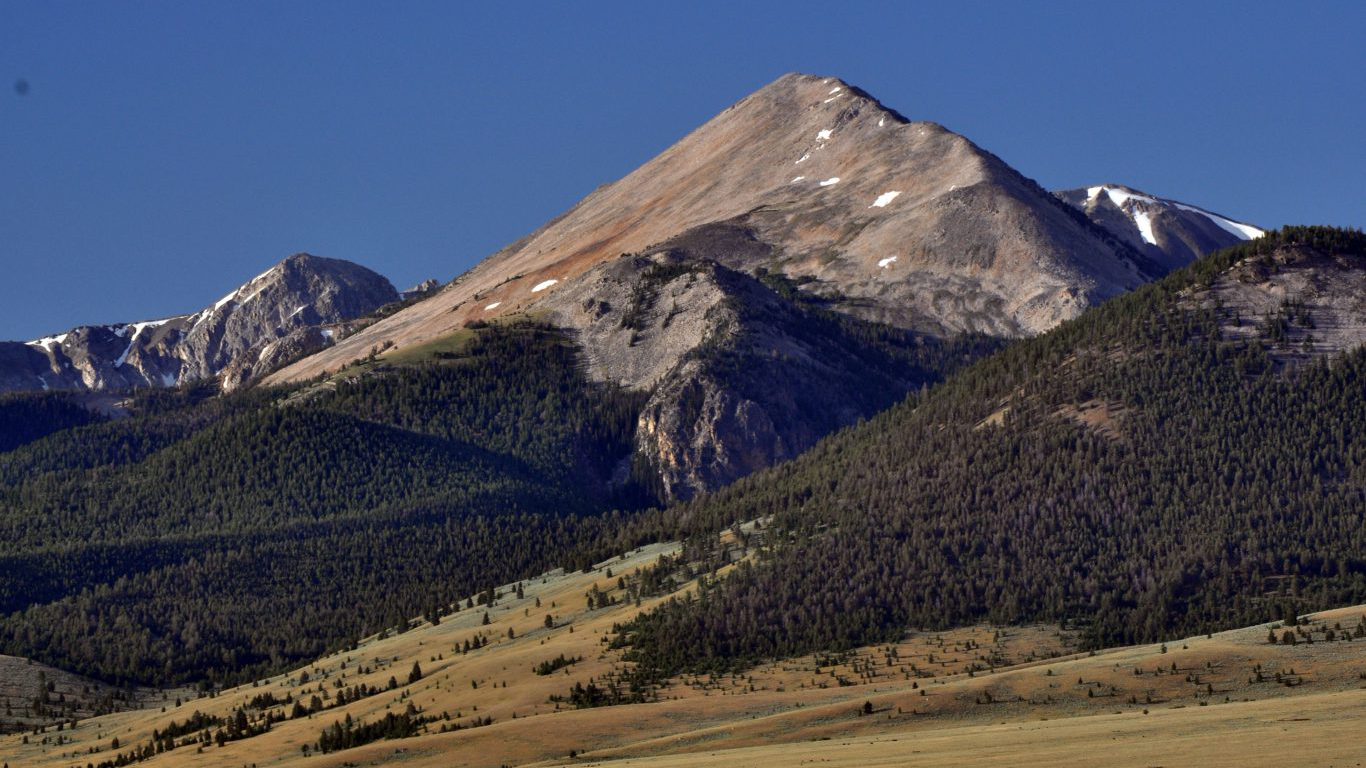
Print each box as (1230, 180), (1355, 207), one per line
(1191, 242), (1366, 365)
(266, 73), (1168, 385)
(1058, 184), (1264, 272)
(540, 238), (993, 499)
(0, 254), (396, 394)
(219, 325), (341, 392)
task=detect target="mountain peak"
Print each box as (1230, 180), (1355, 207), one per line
(1058, 183), (1265, 270)
(741, 72), (913, 131)
(270, 76), (1163, 383)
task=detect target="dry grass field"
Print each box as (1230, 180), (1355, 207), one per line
(2, 541), (1363, 768)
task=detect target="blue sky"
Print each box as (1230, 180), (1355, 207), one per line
(1, 0), (1362, 340)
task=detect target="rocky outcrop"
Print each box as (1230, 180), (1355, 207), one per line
(0, 254), (396, 394)
(402, 279), (441, 300)
(1190, 239), (1366, 365)
(540, 242), (993, 499)
(219, 325), (343, 392)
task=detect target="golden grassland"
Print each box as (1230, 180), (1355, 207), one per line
(2, 541), (1363, 768)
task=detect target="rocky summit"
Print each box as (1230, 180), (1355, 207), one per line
(268, 74), (1173, 386)
(0, 253), (397, 394)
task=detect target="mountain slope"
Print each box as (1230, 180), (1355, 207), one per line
(0, 253), (397, 394)
(1058, 184), (1265, 271)
(267, 73), (1161, 385)
(614, 227), (1366, 677)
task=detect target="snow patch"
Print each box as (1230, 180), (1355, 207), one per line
(795, 153), (810, 164)
(320, 329), (335, 341)
(212, 291), (238, 311)
(1088, 185), (1157, 208)
(288, 305), (308, 319)
(878, 117), (885, 127)
(531, 279), (559, 293)
(823, 97), (839, 104)
(128, 318), (175, 337)
(1170, 203), (1265, 240)
(27, 333), (68, 348)
(1132, 211), (1158, 245)
(870, 191), (902, 208)
(210, 266), (277, 311)
(484, 301), (502, 310)
(828, 87), (842, 95)
(818, 177), (841, 187)
(161, 373), (177, 387)
(816, 129), (833, 141)
(791, 176), (805, 183)
(113, 340), (134, 368)
(877, 256), (898, 269)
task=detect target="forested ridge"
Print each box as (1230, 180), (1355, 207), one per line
(0, 323), (651, 685)
(614, 227), (1366, 679)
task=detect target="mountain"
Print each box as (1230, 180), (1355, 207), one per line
(4, 76), (1267, 499)
(2, 227), (1354, 696)
(0, 254), (398, 395)
(258, 73), (1218, 496)
(1058, 184), (1265, 272)
(266, 73), (1165, 389)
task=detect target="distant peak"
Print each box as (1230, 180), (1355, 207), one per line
(1069, 184), (1264, 241)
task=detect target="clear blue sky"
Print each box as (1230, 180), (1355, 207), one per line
(2, 1), (1362, 340)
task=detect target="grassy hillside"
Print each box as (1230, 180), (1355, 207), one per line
(615, 227), (1366, 679)
(2, 530), (1362, 767)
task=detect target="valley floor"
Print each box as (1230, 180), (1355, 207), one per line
(1, 543), (1363, 768)
(554, 688), (1366, 768)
